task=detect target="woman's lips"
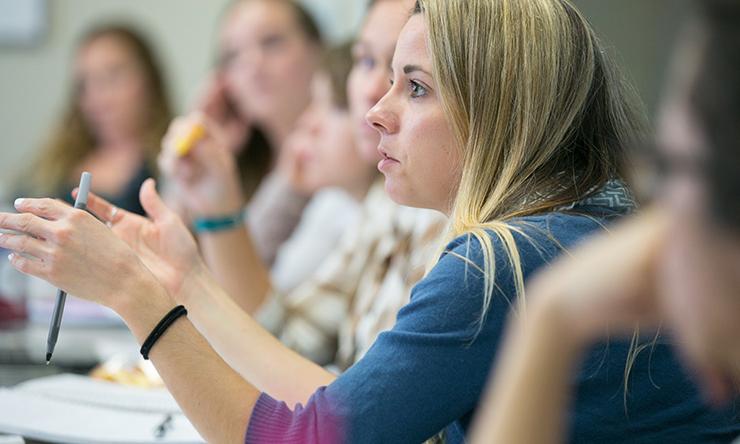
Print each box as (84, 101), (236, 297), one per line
(377, 147), (399, 172)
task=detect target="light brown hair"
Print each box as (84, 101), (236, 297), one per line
(24, 24), (172, 196)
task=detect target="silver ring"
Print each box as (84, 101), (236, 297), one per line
(107, 207), (119, 228)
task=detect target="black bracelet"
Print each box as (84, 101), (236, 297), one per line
(140, 305), (188, 360)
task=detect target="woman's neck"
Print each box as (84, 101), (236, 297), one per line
(97, 140), (140, 154)
(96, 128), (142, 154)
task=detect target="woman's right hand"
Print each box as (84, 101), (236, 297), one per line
(195, 72), (251, 154)
(159, 112), (247, 218)
(76, 179), (206, 304)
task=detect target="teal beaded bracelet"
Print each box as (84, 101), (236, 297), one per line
(192, 210), (245, 233)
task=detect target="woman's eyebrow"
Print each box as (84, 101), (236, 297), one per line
(403, 64), (431, 76)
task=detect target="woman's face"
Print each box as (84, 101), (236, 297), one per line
(347, 0), (416, 162)
(287, 72), (370, 195)
(76, 35), (149, 143)
(219, 0), (318, 125)
(366, 15), (461, 213)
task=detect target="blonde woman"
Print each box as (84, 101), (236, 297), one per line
(2, 0), (731, 442)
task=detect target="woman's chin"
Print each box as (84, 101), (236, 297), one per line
(382, 179), (410, 207)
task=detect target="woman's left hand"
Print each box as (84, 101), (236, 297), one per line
(0, 197), (153, 311)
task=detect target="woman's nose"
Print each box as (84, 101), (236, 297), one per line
(366, 92), (397, 136)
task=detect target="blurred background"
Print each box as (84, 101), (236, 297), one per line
(0, 0), (690, 199)
(0, 0), (367, 199)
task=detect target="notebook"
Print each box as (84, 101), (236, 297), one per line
(0, 374), (204, 443)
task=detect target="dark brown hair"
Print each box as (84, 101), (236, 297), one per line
(224, 0), (322, 44)
(321, 42), (354, 110)
(224, 0), (323, 199)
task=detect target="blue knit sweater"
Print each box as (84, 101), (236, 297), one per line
(245, 209), (740, 443)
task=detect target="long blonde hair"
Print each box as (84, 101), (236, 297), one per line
(415, 0), (646, 326)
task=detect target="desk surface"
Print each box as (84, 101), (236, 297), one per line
(0, 323), (138, 388)
(0, 325), (137, 443)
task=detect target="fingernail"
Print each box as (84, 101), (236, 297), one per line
(7, 253), (13, 261)
(14, 198), (24, 208)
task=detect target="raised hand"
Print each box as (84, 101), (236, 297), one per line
(159, 112), (247, 218)
(74, 178), (204, 302)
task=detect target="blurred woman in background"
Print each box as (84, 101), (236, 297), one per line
(267, 42), (377, 294)
(16, 24), (172, 215)
(163, 0), (324, 266)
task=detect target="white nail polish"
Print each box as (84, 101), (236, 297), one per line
(14, 198), (24, 207)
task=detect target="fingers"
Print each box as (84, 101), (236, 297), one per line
(140, 178), (171, 222)
(13, 198), (70, 221)
(159, 116), (206, 182)
(0, 211), (54, 239)
(693, 363), (734, 407)
(162, 114), (206, 157)
(75, 189), (128, 225)
(0, 232), (49, 260)
(7, 252), (50, 278)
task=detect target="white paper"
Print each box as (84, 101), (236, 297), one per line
(16, 374), (180, 414)
(0, 375), (204, 443)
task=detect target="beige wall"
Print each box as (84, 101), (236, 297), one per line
(0, 0), (691, 197)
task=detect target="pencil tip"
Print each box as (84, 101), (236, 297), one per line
(45, 353), (52, 364)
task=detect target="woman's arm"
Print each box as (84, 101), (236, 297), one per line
(116, 278), (260, 444)
(468, 292), (585, 444)
(159, 114), (273, 314)
(242, 172), (311, 266)
(197, 224), (273, 314)
(180, 262), (337, 405)
(0, 199), (258, 443)
(0, 196), (334, 409)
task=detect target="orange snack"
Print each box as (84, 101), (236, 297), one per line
(175, 123), (206, 157)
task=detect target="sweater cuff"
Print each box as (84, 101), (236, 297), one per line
(244, 391), (343, 444)
(245, 393), (294, 444)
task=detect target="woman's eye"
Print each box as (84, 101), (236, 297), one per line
(409, 80), (428, 98)
(353, 54), (375, 70)
(360, 57), (375, 69)
(261, 34), (285, 51)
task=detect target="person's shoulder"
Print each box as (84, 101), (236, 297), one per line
(509, 211), (611, 247)
(443, 212), (609, 256)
